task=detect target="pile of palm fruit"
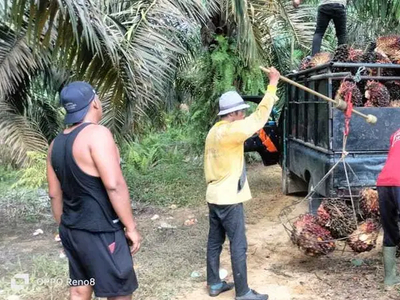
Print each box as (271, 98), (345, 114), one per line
(290, 188), (381, 256)
(299, 35), (400, 107)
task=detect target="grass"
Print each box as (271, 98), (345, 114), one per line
(0, 165), (18, 191)
(0, 188), (51, 224)
(0, 155), (209, 300)
(0, 254), (70, 300)
(132, 212), (209, 300)
(124, 159), (206, 207)
(0, 207), (210, 300)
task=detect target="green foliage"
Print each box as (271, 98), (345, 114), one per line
(0, 164), (18, 189)
(121, 110), (194, 174)
(120, 109), (206, 207)
(178, 35), (267, 152)
(0, 144), (16, 168)
(123, 160), (205, 207)
(14, 151), (48, 189)
(0, 188), (50, 223)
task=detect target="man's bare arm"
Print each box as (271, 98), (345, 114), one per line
(46, 142), (63, 225)
(89, 125), (141, 254)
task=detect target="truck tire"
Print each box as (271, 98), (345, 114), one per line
(308, 179), (322, 216)
(281, 167), (308, 195)
(282, 167), (289, 195)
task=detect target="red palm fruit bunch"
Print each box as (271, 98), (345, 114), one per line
(363, 51), (394, 76)
(391, 100), (400, 107)
(332, 44), (350, 73)
(334, 80), (363, 107)
(385, 81), (400, 101)
(333, 44), (349, 62)
(361, 42), (377, 64)
(364, 81), (390, 107)
(359, 188), (380, 220)
(347, 219), (380, 253)
(291, 213), (336, 257)
(299, 56), (311, 70)
(309, 52), (332, 68)
(376, 35), (400, 57)
(317, 199), (357, 239)
(390, 51), (400, 64)
(374, 53), (396, 76)
(348, 48), (364, 63)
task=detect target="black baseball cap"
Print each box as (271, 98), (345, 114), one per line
(60, 81), (96, 125)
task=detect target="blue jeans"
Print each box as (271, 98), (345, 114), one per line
(207, 203), (249, 297)
(312, 3), (347, 55)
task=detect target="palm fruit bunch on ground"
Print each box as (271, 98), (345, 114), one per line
(347, 219), (380, 253)
(359, 188), (380, 221)
(364, 80), (391, 107)
(385, 81), (400, 101)
(309, 52), (332, 68)
(334, 80), (363, 107)
(291, 213), (336, 256)
(316, 199), (357, 239)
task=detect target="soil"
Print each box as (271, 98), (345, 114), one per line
(1, 164), (400, 300)
(175, 165), (400, 300)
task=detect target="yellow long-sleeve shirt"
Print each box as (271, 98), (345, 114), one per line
(204, 86), (278, 205)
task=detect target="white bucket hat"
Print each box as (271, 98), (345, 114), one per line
(217, 91), (250, 116)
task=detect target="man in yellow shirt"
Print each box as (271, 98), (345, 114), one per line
(204, 67), (280, 300)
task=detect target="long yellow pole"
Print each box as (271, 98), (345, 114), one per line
(259, 66), (377, 124)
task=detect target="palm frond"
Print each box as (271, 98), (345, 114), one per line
(0, 101), (48, 166)
(254, 1), (316, 71)
(0, 25), (42, 101)
(351, 0), (400, 25)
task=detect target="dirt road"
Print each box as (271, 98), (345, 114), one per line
(1, 164), (400, 299)
(176, 165), (400, 300)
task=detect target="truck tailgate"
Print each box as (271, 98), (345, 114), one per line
(332, 107), (400, 151)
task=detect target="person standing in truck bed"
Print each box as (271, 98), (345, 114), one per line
(293, 0), (347, 55)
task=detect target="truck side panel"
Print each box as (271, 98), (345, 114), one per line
(332, 107), (400, 152)
(332, 153), (389, 195)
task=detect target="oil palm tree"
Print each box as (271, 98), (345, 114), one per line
(0, 0), (215, 165)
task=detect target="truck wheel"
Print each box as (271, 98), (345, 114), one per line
(282, 167), (289, 195)
(308, 180), (322, 216)
(282, 167), (308, 195)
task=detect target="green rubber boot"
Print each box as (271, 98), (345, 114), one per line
(383, 246), (400, 286)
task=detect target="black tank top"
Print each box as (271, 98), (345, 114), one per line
(51, 123), (123, 232)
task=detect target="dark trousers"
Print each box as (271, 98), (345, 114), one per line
(207, 203), (249, 297)
(377, 186), (400, 247)
(312, 3), (347, 55)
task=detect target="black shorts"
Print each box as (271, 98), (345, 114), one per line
(59, 223), (138, 297)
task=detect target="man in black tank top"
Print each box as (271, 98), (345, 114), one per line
(46, 81), (141, 300)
